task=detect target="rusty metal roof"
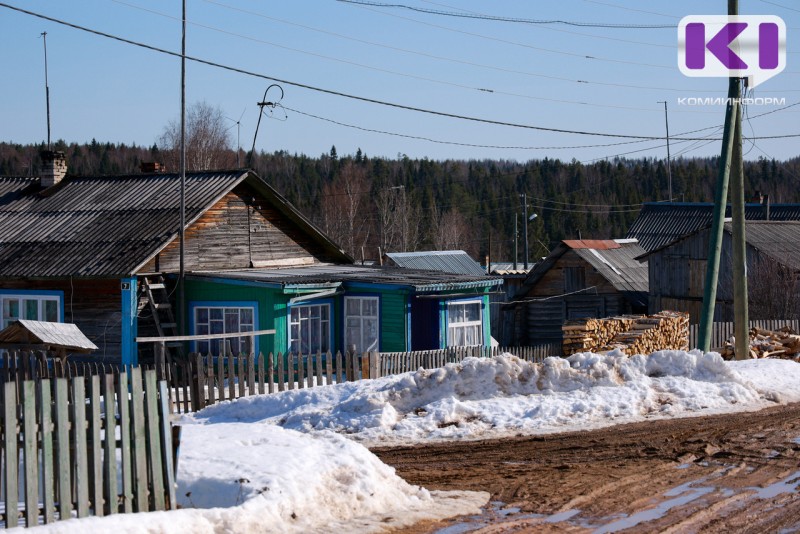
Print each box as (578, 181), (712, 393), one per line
(563, 239), (622, 250)
(627, 202), (800, 252)
(0, 170), (350, 278)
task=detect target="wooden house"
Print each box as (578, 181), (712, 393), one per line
(640, 221), (800, 323)
(627, 201), (800, 252)
(507, 239), (648, 345)
(0, 152), (498, 364)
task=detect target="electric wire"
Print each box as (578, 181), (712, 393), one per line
(335, 0), (677, 28)
(10, 2), (788, 141)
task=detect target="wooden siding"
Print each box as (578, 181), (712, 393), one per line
(138, 183), (341, 274)
(646, 229), (765, 323)
(526, 250), (619, 297)
(0, 279), (122, 361)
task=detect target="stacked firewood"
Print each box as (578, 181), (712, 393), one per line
(562, 311), (690, 356)
(715, 327), (800, 361)
(562, 315), (641, 355)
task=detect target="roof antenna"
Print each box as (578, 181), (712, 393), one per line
(40, 31), (51, 150)
(248, 84), (285, 168)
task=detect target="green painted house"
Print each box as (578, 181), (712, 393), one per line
(0, 152), (500, 364)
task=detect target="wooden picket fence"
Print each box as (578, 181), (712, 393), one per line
(688, 319), (800, 349)
(159, 344), (562, 413)
(0, 366), (176, 528)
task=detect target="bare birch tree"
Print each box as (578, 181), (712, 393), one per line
(157, 101), (233, 171)
(319, 161), (370, 257)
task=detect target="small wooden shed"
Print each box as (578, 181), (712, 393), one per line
(507, 239), (649, 345)
(0, 319), (98, 359)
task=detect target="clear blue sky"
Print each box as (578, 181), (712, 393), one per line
(1, 0), (797, 163)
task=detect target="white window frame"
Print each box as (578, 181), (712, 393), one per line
(193, 305), (256, 355)
(446, 299), (484, 347)
(344, 296), (379, 354)
(289, 302), (331, 355)
(1, 293), (62, 329)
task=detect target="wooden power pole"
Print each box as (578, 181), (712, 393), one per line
(698, 0), (749, 360)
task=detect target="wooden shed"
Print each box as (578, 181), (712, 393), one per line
(507, 239), (649, 345)
(640, 221), (800, 323)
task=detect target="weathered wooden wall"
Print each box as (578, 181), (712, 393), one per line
(0, 278), (122, 360)
(512, 251), (643, 344)
(138, 183), (342, 273)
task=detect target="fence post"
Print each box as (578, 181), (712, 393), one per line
(4, 381), (20, 527)
(193, 353), (204, 412)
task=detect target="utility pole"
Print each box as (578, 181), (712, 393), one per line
(513, 214), (519, 271)
(657, 100), (672, 201)
(521, 193), (530, 270)
(178, 0), (186, 335)
(41, 32), (51, 150)
(698, 0), (748, 360)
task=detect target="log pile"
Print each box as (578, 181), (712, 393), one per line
(714, 326), (800, 361)
(562, 311), (690, 356)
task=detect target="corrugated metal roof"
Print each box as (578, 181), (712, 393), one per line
(191, 264), (502, 292)
(627, 202), (800, 252)
(725, 221), (800, 272)
(563, 239), (621, 250)
(0, 172), (247, 277)
(0, 171), (351, 277)
(0, 320), (98, 352)
(386, 250), (487, 276)
(573, 241), (649, 294)
(517, 239), (648, 305)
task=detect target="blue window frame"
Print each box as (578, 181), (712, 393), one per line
(0, 289), (64, 329)
(190, 301), (258, 355)
(288, 300), (332, 354)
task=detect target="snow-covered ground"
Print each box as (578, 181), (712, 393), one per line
(26, 350), (800, 534)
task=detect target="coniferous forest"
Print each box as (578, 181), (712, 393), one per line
(2, 140), (798, 263)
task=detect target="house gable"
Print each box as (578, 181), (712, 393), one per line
(524, 250), (619, 298)
(137, 182), (348, 273)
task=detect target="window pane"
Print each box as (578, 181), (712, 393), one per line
(364, 319), (379, 351)
(240, 308), (253, 325)
(210, 320), (224, 334)
(365, 299), (378, 317)
(24, 299), (38, 320)
(197, 324), (209, 336)
(44, 300), (58, 322)
(210, 308), (223, 321)
(225, 310), (240, 333)
(465, 303), (481, 322)
(3, 299), (19, 321)
(197, 308), (209, 324)
(346, 326), (359, 351)
(346, 299), (360, 315)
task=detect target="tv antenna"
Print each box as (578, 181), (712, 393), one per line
(225, 107), (246, 167)
(41, 31), (51, 149)
(248, 84), (285, 168)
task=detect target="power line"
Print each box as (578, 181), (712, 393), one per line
(3, 2), (759, 142)
(335, 0), (677, 28)
(200, 0), (701, 95)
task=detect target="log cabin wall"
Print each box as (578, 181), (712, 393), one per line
(138, 183), (343, 273)
(0, 278), (122, 360)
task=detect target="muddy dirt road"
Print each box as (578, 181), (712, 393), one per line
(373, 403), (800, 533)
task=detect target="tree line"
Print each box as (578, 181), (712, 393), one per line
(2, 138), (798, 264)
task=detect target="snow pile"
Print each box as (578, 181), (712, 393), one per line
(26, 351), (800, 533)
(29, 424), (487, 534)
(194, 350), (800, 445)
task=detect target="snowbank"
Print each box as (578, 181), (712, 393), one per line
(193, 350), (800, 445)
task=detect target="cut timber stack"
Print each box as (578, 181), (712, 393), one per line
(562, 316), (641, 355)
(715, 326), (800, 361)
(562, 311), (690, 356)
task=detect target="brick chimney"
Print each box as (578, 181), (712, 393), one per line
(40, 150), (67, 187)
(140, 161), (166, 173)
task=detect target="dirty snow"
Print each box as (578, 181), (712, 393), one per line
(26, 351), (800, 533)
